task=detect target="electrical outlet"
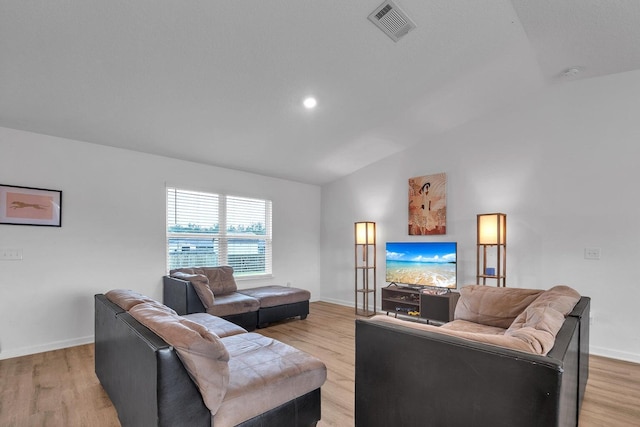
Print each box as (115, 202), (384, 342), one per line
(0, 248), (23, 261)
(584, 247), (601, 260)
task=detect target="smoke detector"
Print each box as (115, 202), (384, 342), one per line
(562, 67), (583, 78)
(368, 0), (416, 42)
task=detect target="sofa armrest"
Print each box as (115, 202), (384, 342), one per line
(95, 294), (210, 427)
(163, 275), (206, 315)
(568, 296), (590, 413)
(355, 318), (567, 427)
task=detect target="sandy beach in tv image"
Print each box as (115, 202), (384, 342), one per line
(385, 242), (457, 288)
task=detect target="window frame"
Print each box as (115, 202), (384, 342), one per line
(166, 187), (273, 279)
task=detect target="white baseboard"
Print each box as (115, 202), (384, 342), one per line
(0, 335), (94, 361)
(319, 297), (384, 316)
(590, 345), (640, 364)
(318, 297), (352, 307)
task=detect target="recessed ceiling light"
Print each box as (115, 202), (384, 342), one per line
(303, 97), (317, 109)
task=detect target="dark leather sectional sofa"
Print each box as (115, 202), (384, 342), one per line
(95, 291), (325, 426)
(163, 266), (310, 330)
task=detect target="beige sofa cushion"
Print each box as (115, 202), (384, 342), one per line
(505, 285), (581, 355)
(454, 285), (543, 329)
(170, 269), (215, 309)
(237, 285), (311, 308)
(206, 292), (260, 317)
(368, 315), (545, 354)
(213, 332), (327, 426)
(440, 319), (506, 335)
(129, 303), (230, 414)
(182, 312), (247, 338)
(374, 285), (581, 356)
(105, 289), (175, 313)
(202, 266), (237, 295)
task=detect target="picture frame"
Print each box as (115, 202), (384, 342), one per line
(0, 184), (62, 227)
(408, 172), (446, 235)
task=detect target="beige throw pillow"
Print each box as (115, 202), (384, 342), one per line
(129, 303), (230, 414)
(170, 271), (215, 308)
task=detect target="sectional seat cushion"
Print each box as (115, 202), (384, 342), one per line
(205, 292), (260, 317)
(237, 285), (311, 308)
(372, 284), (581, 356)
(439, 319), (507, 335)
(129, 302), (230, 414)
(368, 315), (546, 354)
(182, 312), (247, 338)
(213, 332), (327, 426)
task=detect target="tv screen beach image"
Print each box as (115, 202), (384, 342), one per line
(386, 241), (457, 288)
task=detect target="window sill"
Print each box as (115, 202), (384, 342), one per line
(235, 273), (274, 281)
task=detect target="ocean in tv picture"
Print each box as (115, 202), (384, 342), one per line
(386, 260), (456, 288)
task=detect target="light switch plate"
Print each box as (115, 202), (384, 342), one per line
(0, 248), (23, 260)
(584, 247), (601, 260)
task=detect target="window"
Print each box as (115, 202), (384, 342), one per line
(167, 188), (272, 277)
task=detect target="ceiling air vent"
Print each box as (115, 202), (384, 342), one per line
(368, 0), (416, 42)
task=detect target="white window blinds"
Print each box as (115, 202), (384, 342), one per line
(167, 188), (272, 277)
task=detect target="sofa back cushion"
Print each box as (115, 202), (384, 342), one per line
(455, 285), (543, 329)
(170, 270), (215, 308)
(202, 266), (237, 295)
(105, 289), (176, 313)
(129, 302), (230, 414)
(505, 285), (581, 355)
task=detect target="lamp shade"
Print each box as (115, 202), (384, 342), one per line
(355, 222), (376, 245)
(478, 213), (506, 245)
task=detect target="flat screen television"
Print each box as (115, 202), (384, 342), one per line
(385, 241), (457, 289)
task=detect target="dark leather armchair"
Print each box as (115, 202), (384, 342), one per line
(355, 297), (590, 427)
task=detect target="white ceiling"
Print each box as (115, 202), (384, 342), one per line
(1, 0), (639, 185)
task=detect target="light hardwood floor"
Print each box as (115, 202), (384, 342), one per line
(1, 302), (639, 426)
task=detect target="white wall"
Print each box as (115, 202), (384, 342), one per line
(0, 128), (321, 359)
(3, 70), (639, 363)
(320, 69), (640, 363)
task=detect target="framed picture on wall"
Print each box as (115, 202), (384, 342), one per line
(408, 173), (446, 235)
(0, 184), (62, 227)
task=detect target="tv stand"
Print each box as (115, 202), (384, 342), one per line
(381, 284), (460, 323)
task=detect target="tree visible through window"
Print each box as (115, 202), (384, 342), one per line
(167, 188), (272, 277)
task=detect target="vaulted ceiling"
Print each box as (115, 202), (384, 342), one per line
(2, 0), (639, 184)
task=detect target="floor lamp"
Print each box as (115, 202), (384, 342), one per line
(476, 213), (506, 287)
(355, 221), (376, 316)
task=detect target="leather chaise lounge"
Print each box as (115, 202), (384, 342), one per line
(95, 289), (326, 427)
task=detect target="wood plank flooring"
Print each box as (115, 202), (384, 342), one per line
(578, 354), (640, 426)
(0, 342), (118, 426)
(1, 301), (639, 426)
